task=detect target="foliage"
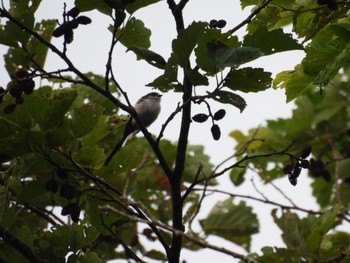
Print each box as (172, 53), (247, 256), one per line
(0, 0), (349, 262)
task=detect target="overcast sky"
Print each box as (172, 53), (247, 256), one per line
(0, 1), (317, 262)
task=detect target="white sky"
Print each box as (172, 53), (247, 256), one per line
(0, 1), (319, 262)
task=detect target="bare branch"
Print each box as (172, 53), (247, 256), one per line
(229, 0), (273, 34)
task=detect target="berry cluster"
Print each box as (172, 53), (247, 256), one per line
(45, 167), (80, 222)
(317, 0), (338, 10)
(308, 158), (331, 182)
(283, 146), (312, 186)
(192, 109), (226, 140)
(0, 69), (35, 114)
(209, 19), (227, 29)
(52, 6), (92, 44)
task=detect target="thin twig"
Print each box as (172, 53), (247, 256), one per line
(229, 0), (273, 34)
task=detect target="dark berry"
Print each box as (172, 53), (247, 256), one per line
(344, 176), (350, 185)
(15, 69), (29, 79)
(66, 7), (80, 18)
(209, 19), (218, 27)
(291, 164), (301, 178)
(8, 80), (23, 98)
(215, 19), (227, 29)
(3, 104), (16, 114)
(64, 28), (74, 44)
(327, 0), (338, 10)
(45, 178), (59, 193)
(55, 167), (68, 179)
(23, 80), (35, 94)
(300, 160), (310, 169)
(76, 16), (92, 25)
(15, 96), (24, 105)
(53, 23), (72, 38)
(213, 109), (226, 120)
(321, 170), (331, 182)
(60, 183), (76, 199)
(283, 164), (293, 174)
(288, 174), (297, 186)
(211, 124), (221, 140)
(300, 146), (312, 159)
(70, 205), (80, 222)
(192, 113), (209, 123)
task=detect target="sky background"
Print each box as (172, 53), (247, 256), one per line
(0, 0), (320, 262)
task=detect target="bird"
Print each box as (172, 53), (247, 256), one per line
(104, 92), (162, 166)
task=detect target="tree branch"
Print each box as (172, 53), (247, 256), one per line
(229, 0), (273, 34)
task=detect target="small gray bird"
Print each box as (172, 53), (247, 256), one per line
(104, 92), (162, 166)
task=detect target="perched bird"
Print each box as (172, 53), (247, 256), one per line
(104, 92), (162, 166)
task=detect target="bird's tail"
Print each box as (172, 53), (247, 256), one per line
(104, 136), (126, 166)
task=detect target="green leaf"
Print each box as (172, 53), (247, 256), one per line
(273, 65), (314, 102)
(75, 0), (112, 15)
(209, 90), (247, 113)
(25, 88), (77, 130)
(224, 68), (272, 93)
(185, 68), (209, 86)
(230, 167), (246, 186)
(200, 198), (259, 250)
(272, 210), (314, 254)
(306, 206), (340, 257)
(172, 22), (206, 67)
(240, 0), (259, 9)
(195, 28), (240, 75)
(302, 23), (350, 87)
(27, 19), (57, 69)
(70, 104), (104, 138)
(243, 27), (303, 55)
(147, 54), (180, 91)
(118, 18), (151, 49)
(127, 47), (166, 69)
(274, 21), (350, 102)
(208, 43), (264, 68)
(126, 0), (161, 14)
(73, 145), (105, 167)
(144, 250), (167, 260)
(311, 177), (333, 208)
(75, 252), (104, 263)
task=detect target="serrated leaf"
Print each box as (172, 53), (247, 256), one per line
(230, 167), (246, 186)
(25, 88), (77, 130)
(144, 249), (167, 260)
(70, 104), (104, 138)
(172, 22), (207, 67)
(118, 18), (151, 49)
(243, 27), (303, 55)
(27, 19), (57, 69)
(126, 0), (161, 14)
(306, 206), (340, 257)
(200, 198), (259, 250)
(274, 21), (350, 102)
(225, 67), (272, 93)
(208, 43), (264, 68)
(195, 28), (241, 75)
(75, 0), (111, 15)
(146, 54), (179, 91)
(209, 90), (247, 113)
(185, 68), (209, 86)
(73, 145), (105, 167)
(127, 47), (166, 69)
